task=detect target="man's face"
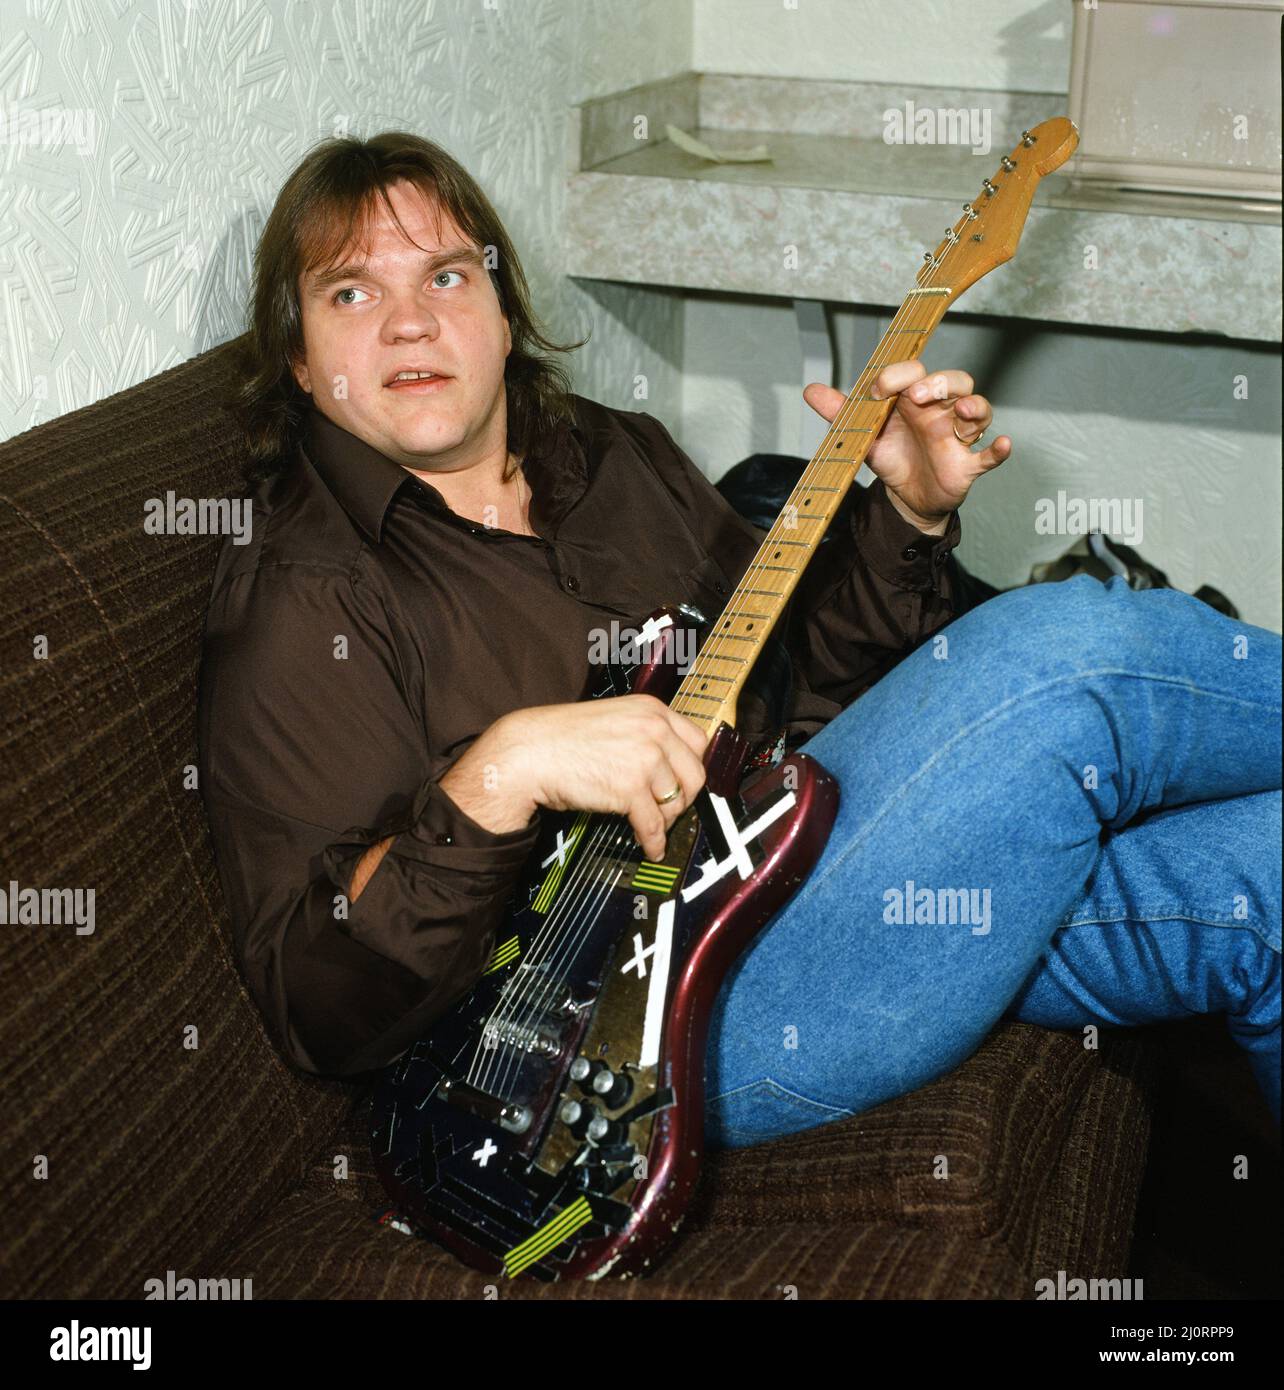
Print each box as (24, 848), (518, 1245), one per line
(292, 180), (511, 473)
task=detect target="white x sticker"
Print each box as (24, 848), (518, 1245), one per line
(679, 789), (797, 903)
(637, 613), (673, 647)
(621, 931), (657, 979)
(541, 829), (571, 869)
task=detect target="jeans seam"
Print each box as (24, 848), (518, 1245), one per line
(706, 1075), (856, 1118)
(799, 668), (1282, 915)
(1055, 912), (1282, 953)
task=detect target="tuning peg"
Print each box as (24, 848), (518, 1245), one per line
(944, 228), (960, 245)
(982, 179), (997, 196)
(1000, 156), (1017, 171)
(1021, 129), (1037, 146)
(923, 250), (935, 262)
(962, 203), (979, 219)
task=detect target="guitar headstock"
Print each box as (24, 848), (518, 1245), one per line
(917, 116), (1079, 302)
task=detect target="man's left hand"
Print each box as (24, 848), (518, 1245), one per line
(803, 360), (1012, 535)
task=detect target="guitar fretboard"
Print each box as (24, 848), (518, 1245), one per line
(670, 286), (952, 735)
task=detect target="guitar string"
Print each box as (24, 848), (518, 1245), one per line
(470, 226), (966, 1099)
(470, 678), (689, 1089)
(466, 669), (692, 1089)
(476, 828), (630, 1095)
(470, 821), (628, 1089)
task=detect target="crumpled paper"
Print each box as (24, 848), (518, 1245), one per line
(664, 122), (773, 164)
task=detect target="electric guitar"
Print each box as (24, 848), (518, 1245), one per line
(369, 117), (1080, 1281)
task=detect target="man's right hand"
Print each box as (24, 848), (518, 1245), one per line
(438, 694), (710, 862)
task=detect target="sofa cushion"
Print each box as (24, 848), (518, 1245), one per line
(685, 1023), (1153, 1276)
(262, 1020), (1150, 1295)
(211, 1187), (1028, 1299)
(0, 341), (359, 1298)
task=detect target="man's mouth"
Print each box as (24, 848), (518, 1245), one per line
(384, 369), (453, 393)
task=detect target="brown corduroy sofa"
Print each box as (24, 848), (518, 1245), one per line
(0, 340), (1156, 1299)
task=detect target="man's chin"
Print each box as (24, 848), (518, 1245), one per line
(383, 423), (468, 466)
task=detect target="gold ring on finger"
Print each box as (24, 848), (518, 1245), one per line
(953, 420), (986, 447)
(655, 783), (682, 806)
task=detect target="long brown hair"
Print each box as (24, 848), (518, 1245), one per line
(231, 131), (586, 486)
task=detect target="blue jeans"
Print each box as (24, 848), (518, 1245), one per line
(704, 575), (1282, 1148)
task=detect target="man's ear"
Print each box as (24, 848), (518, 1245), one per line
(291, 354), (312, 395)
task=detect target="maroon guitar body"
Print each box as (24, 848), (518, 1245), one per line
(370, 602), (838, 1280)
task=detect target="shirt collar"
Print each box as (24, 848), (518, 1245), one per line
(299, 400), (590, 545)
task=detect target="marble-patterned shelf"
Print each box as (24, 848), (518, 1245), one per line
(565, 74), (1281, 342)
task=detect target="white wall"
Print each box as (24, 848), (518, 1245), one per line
(0, 0), (694, 442)
(693, 0), (1070, 92)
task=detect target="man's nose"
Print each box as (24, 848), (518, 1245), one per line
(382, 289), (440, 341)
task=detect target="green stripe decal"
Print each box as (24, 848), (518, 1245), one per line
(483, 936), (520, 974)
(532, 814), (590, 914)
(631, 861), (679, 893)
(503, 1196), (594, 1277)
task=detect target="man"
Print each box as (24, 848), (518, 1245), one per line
(199, 133), (1280, 1142)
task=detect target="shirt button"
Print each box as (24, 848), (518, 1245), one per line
(434, 832), (453, 845)
(566, 576), (580, 592)
(901, 546), (918, 562)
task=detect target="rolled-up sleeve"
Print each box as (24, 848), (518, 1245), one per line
(197, 561), (539, 1078)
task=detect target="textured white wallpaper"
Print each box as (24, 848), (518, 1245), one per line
(0, 0), (693, 441)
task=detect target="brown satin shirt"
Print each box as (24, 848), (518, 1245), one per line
(197, 395), (961, 1078)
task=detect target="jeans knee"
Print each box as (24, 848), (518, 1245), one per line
(974, 573), (1172, 675)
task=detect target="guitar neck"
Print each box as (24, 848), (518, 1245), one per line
(670, 285), (952, 737)
(667, 115), (1081, 738)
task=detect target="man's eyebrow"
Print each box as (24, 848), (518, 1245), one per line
(305, 246), (486, 295)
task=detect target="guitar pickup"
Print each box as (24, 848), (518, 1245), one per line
(436, 1076), (534, 1135)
